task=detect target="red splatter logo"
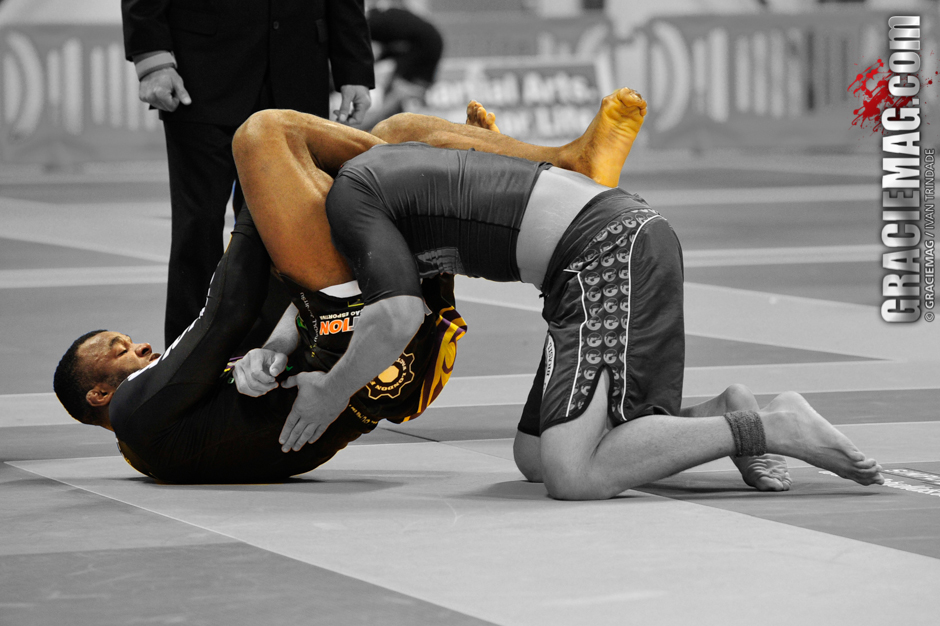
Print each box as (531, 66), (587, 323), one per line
(849, 58), (935, 134)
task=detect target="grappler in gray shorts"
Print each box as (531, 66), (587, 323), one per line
(242, 89), (884, 500)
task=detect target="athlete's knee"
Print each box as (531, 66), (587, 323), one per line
(513, 430), (543, 483)
(370, 112), (422, 143)
(233, 110), (283, 161)
(540, 435), (617, 500)
(541, 458), (612, 501)
(541, 463), (583, 500)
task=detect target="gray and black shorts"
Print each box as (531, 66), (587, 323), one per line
(518, 190), (685, 436)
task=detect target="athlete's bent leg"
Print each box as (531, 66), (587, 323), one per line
(233, 110), (384, 292)
(513, 431), (543, 483)
(539, 371), (736, 500)
(538, 377), (884, 501)
(371, 88), (647, 187)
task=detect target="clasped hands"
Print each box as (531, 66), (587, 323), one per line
(233, 348), (347, 453)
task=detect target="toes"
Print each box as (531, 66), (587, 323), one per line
(852, 467), (884, 485)
(752, 473), (791, 492)
(613, 88), (643, 106)
(859, 474), (884, 486)
(755, 476), (783, 491)
(845, 447), (867, 463)
(466, 101), (484, 124)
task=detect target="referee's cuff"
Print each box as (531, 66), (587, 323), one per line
(135, 52), (176, 80)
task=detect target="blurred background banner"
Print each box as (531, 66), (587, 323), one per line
(630, 10), (938, 150)
(0, 0), (164, 167)
(412, 11), (614, 143)
(1, 0), (938, 167)
(415, 56), (614, 143)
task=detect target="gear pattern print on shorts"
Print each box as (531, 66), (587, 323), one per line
(565, 207), (663, 422)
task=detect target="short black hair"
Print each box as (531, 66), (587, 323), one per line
(53, 330), (107, 425)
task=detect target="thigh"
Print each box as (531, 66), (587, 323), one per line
(163, 217), (272, 385)
(514, 351), (548, 481)
(513, 430), (542, 482)
(234, 112), (358, 292)
(538, 269), (598, 431)
(539, 368), (613, 494)
(618, 216), (685, 419)
(517, 350), (547, 437)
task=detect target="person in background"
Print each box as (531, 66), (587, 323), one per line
(121, 0), (375, 349)
(360, 0), (443, 130)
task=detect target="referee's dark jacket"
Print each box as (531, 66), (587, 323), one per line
(121, 0), (375, 125)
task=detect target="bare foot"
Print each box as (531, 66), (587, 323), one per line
(732, 454), (792, 491)
(557, 87), (646, 188)
(466, 100), (500, 133)
(763, 392), (884, 486)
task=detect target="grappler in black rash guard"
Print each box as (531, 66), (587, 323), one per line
(258, 90), (886, 500)
(54, 208), (464, 484)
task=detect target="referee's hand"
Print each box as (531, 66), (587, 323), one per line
(139, 67), (191, 112)
(334, 84), (371, 125)
(233, 348), (287, 397)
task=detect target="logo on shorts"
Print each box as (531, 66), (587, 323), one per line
(366, 352), (416, 399)
(318, 312), (358, 336)
(543, 335), (555, 395)
(415, 248), (465, 277)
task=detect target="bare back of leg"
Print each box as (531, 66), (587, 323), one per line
(372, 88), (647, 188)
(538, 380), (882, 500)
(233, 110), (384, 292)
(539, 371), (737, 500)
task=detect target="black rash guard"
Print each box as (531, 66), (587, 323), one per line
(326, 143), (550, 305)
(109, 213), (464, 484)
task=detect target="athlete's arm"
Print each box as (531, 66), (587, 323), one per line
(262, 303), (301, 355)
(233, 303), (300, 398)
(279, 295), (425, 452)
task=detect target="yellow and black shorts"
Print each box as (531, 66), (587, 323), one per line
(348, 273), (467, 426)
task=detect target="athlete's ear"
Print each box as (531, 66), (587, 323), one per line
(86, 382), (117, 408)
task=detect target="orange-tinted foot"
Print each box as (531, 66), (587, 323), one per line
(560, 87), (646, 188)
(466, 100), (501, 133)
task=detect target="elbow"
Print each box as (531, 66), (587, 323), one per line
(386, 296), (426, 343)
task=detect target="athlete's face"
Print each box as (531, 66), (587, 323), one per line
(79, 331), (160, 386)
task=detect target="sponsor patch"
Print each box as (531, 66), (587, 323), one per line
(319, 314), (358, 336)
(366, 352), (416, 400)
(415, 248), (465, 276)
